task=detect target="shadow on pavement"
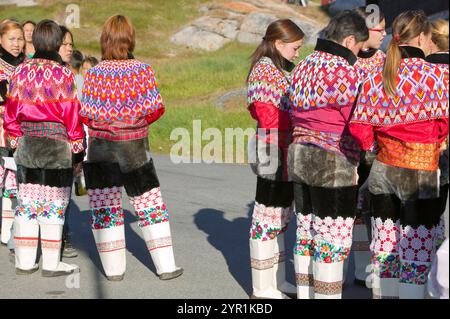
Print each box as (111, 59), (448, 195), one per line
(194, 204), (254, 296)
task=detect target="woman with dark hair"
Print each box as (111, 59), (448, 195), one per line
(22, 20), (35, 59)
(58, 25), (74, 65)
(81, 15), (182, 281)
(4, 19), (85, 276)
(247, 19), (304, 299)
(350, 10), (448, 299)
(348, 6), (387, 287)
(56, 25), (79, 259)
(289, 10), (368, 299)
(0, 19), (24, 249)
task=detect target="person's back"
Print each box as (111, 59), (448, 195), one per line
(349, 10), (449, 299)
(288, 10), (369, 300)
(350, 44), (448, 164)
(80, 15), (182, 282)
(81, 58), (164, 141)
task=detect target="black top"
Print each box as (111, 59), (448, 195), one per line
(426, 53), (450, 66)
(358, 48), (379, 59)
(315, 38), (357, 66)
(399, 46), (426, 60)
(0, 47), (24, 67)
(33, 50), (64, 65)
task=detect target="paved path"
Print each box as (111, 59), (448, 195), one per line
(0, 155), (447, 299)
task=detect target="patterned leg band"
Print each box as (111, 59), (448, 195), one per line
(251, 257), (275, 270)
(314, 280), (343, 295)
(146, 236), (173, 252)
(96, 239), (126, 253)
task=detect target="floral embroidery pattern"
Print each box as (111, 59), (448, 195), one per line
(372, 251), (400, 279)
(3, 170), (17, 198)
(3, 189), (17, 199)
(90, 206), (124, 229)
(15, 199), (66, 223)
(313, 241), (351, 263)
(294, 237), (315, 256)
(250, 202), (292, 241)
(250, 221), (287, 241)
(399, 261), (430, 285)
(135, 203), (169, 228)
(252, 202), (292, 229)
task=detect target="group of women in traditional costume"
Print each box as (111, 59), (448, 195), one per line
(1, 4), (448, 300)
(246, 8), (448, 299)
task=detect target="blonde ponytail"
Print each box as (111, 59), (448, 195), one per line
(382, 10), (431, 97)
(383, 40), (402, 97)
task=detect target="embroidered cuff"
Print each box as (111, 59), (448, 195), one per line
(71, 139), (85, 153)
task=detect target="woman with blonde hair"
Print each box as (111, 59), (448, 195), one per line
(247, 19), (304, 299)
(426, 19), (449, 251)
(350, 11), (448, 299)
(81, 15), (182, 281)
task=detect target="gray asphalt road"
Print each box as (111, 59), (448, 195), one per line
(0, 155), (447, 299)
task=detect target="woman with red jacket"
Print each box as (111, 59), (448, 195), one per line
(350, 10), (449, 299)
(4, 20), (85, 276)
(247, 19), (304, 299)
(80, 15), (182, 281)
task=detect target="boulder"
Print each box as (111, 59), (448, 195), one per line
(239, 12), (277, 35)
(291, 18), (321, 45)
(236, 31), (263, 44)
(170, 26), (231, 51)
(192, 17), (239, 39)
